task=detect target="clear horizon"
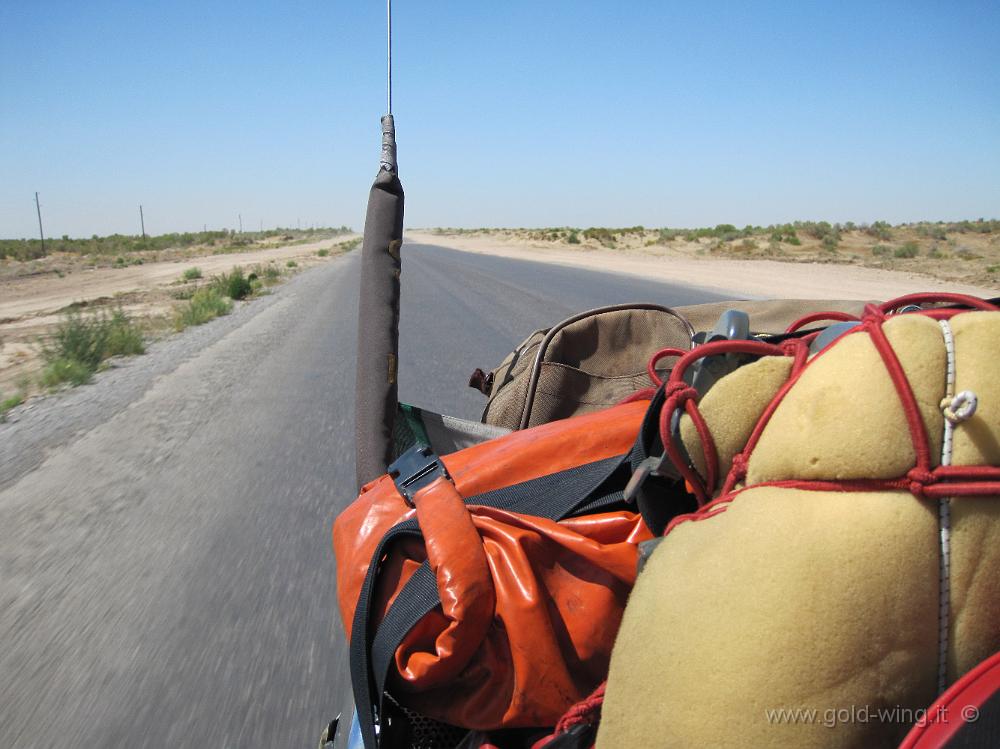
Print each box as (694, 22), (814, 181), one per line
(2, 1), (998, 239)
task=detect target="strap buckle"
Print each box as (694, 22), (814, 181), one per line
(623, 454), (671, 503)
(388, 444), (450, 504)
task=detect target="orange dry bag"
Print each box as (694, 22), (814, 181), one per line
(334, 400), (663, 748)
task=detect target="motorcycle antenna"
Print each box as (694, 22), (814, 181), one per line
(386, 0), (392, 116)
(355, 0), (404, 491)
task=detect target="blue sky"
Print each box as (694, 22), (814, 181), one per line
(1, 1), (998, 238)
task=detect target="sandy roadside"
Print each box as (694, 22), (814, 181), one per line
(0, 235), (359, 395)
(404, 231), (999, 301)
(0, 236), (358, 322)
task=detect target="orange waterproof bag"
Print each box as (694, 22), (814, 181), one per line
(334, 401), (655, 747)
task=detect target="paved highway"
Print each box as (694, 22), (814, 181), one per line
(0, 243), (724, 748)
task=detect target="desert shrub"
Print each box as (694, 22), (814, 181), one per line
(174, 288), (232, 330)
(45, 308), (143, 371)
(286, 260), (297, 268)
(822, 234), (840, 251)
(917, 224), (948, 241)
(41, 358), (93, 388)
(0, 392), (25, 421)
(41, 308), (144, 387)
(212, 267), (253, 300)
(317, 248), (330, 257)
(567, 231), (580, 244)
(249, 262), (281, 284)
(871, 244), (891, 256)
(583, 227), (616, 246)
(956, 249), (982, 261)
(182, 267), (203, 281)
(864, 221), (893, 240)
(894, 242), (920, 259)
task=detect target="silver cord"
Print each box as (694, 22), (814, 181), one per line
(386, 0), (392, 115)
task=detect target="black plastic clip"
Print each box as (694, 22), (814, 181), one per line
(388, 444), (451, 504)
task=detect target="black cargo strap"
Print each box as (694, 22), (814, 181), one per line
(350, 451), (628, 749)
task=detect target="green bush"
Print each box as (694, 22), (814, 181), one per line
(286, 260), (297, 268)
(182, 267), (203, 281)
(865, 221), (893, 240)
(317, 248), (330, 257)
(872, 244), (891, 256)
(44, 308), (144, 372)
(0, 392), (25, 421)
(822, 234), (840, 251)
(173, 287), (232, 330)
(41, 358), (93, 388)
(212, 267), (253, 300)
(567, 231), (580, 244)
(894, 242), (920, 259)
(250, 262), (281, 284)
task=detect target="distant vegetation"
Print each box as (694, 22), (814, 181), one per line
(428, 220), (1000, 285)
(0, 226), (353, 262)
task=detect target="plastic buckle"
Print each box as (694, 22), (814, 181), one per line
(624, 454), (669, 503)
(388, 444), (450, 504)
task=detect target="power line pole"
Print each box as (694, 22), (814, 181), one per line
(139, 204), (146, 238)
(238, 213), (243, 233)
(34, 192), (45, 253)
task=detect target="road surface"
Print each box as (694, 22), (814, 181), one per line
(0, 243), (724, 748)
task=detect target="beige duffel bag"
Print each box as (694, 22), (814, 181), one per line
(475, 299), (870, 431)
(598, 294), (1000, 749)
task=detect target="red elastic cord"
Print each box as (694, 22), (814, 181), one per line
(865, 315), (934, 480)
(646, 347), (688, 387)
(785, 310), (859, 334)
(879, 292), (998, 313)
(654, 339), (789, 505)
(554, 681), (606, 735)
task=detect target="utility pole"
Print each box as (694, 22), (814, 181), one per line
(238, 213), (243, 233)
(139, 204), (146, 238)
(34, 192), (45, 253)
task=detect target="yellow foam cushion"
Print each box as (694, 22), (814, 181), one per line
(598, 488), (939, 749)
(949, 496), (1000, 681)
(951, 312), (1000, 466)
(747, 315), (946, 483)
(599, 310), (1000, 749)
(680, 356), (793, 490)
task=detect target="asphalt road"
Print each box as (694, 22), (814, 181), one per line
(0, 243), (724, 748)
